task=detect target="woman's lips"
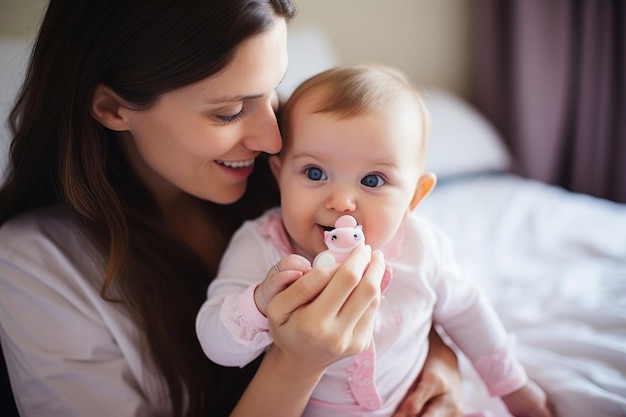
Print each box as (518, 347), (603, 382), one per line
(215, 158), (255, 179)
(216, 158), (255, 169)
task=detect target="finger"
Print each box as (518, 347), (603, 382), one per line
(419, 395), (464, 417)
(268, 267), (333, 325)
(394, 389), (427, 417)
(271, 270), (305, 290)
(402, 375), (443, 416)
(268, 254), (311, 291)
(315, 250), (384, 355)
(278, 253), (313, 274)
(336, 249), (385, 329)
(345, 256), (385, 349)
(347, 296), (379, 353)
(421, 403), (463, 417)
(312, 244), (372, 315)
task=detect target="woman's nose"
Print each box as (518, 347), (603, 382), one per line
(243, 99), (282, 154)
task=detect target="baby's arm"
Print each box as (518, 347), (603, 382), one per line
(197, 251), (310, 366)
(196, 223), (310, 367)
(428, 227), (553, 416)
(436, 287), (553, 416)
(472, 338), (553, 417)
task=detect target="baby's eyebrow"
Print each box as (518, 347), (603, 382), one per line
(288, 152), (329, 165)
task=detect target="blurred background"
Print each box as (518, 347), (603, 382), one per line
(0, 0), (476, 99)
(0, 0), (624, 202)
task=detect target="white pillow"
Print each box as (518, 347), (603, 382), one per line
(421, 88), (512, 179)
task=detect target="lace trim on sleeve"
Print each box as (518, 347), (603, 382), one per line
(219, 283), (272, 348)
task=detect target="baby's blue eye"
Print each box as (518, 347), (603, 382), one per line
(306, 167), (326, 181)
(361, 174), (384, 187)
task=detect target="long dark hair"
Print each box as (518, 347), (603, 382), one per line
(0, 1), (293, 416)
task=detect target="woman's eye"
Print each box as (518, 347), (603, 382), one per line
(361, 174), (384, 187)
(305, 167), (326, 181)
(217, 107), (245, 123)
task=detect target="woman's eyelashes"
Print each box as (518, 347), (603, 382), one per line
(216, 106), (246, 123)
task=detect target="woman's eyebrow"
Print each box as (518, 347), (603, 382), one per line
(207, 73), (287, 104)
(206, 93), (265, 104)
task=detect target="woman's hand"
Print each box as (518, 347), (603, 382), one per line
(230, 245), (385, 417)
(267, 244), (385, 372)
(393, 328), (464, 417)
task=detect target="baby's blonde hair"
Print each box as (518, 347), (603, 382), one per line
(279, 63), (430, 168)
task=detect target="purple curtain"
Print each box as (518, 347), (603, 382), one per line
(475, 0), (626, 203)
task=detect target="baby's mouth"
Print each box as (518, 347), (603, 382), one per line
(319, 224), (334, 232)
(316, 225), (333, 241)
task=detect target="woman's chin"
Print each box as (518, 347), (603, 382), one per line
(198, 185), (246, 205)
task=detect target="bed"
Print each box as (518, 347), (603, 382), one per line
(419, 89), (626, 417)
(2, 30), (625, 417)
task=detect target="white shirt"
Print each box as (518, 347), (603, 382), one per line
(197, 208), (526, 417)
(0, 206), (169, 417)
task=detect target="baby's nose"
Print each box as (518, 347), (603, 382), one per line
(325, 187), (356, 213)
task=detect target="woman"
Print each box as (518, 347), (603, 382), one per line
(0, 1), (462, 416)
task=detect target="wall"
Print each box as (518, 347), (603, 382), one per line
(0, 0), (475, 99)
(290, 0), (476, 99)
(0, 0), (46, 38)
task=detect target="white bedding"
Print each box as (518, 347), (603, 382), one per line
(419, 174), (626, 417)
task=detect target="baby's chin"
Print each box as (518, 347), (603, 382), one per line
(289, 239), (322, 264)
(307, 245), (327, 263)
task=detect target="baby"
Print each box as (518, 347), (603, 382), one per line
(196, 64), (553, 417)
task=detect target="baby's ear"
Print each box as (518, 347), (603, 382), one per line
(409, 173), (437, 211)
(268, 155), (282, 182)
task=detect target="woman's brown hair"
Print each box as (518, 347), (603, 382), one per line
(0, 1), (293, 415)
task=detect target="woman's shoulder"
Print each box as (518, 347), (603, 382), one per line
(0, 205), (73, 237)
(0, 205), (83, 257)
(0, 206), (167, 414)
(0, 205), (101, 286)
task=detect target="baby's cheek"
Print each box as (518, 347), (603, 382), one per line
(365, 223), (402, 253)
(363, 226), (388, 250)
(375, 204), (408, 241)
